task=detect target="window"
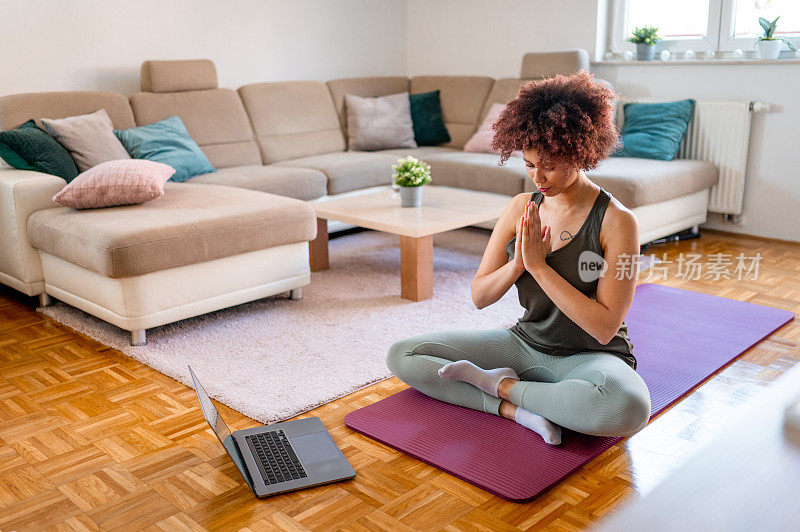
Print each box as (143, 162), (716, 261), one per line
(626, 0), (711, 40)
(720, 0), (800, 50)
(610, 0), (800, 57)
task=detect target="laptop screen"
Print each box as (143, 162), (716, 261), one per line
(188, 366), (231, 444)
(188, 366), (255, 491)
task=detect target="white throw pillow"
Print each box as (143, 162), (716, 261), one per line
(345, 92), (417, 151)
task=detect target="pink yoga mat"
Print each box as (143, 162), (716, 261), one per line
(344, 283), (794, 502)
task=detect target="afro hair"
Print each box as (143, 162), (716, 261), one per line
(491, 70), (620, 170)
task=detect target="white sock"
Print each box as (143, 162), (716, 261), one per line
(514, 407), (562, 445)
(437, 360), (518, 397)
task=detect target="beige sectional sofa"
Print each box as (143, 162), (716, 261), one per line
(0, 50), (718, 345)
(0, 86), (317, 346)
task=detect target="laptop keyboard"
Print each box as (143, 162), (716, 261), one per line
(246, 430), (307, 485)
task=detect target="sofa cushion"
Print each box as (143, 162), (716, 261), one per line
(140, 59), (218, 93)
(478, 78), (530, 124)
(129, 89), (261, 169)
(0, 91), (136, 131)
(52, 159), (174, 209)
(613, 100), (695, 161)
(327, 76), (409, 142)
(345, 92), (416, 151)
(409, 76), (494, 148)
(274, 151), (399, 195)
(409, 90), (451, 146)
(464, 103), (521, 158)
(0, 138), (38, 171)
(422, 152), (527, 197)
(434, 155), (718, 209)
(520, 49), (590, 79)
(189, 165), (327, 201)
(583, 157), (718, 208)
(374, 146), (459, 159)
(239, 81), (345, 164)
(115, 116), (216, 182)
(28, 183), (316, 278)
(41, 109), (131, 172)
(0, 121), (79, 182)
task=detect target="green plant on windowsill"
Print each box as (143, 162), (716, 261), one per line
(627, 26), (661, 45)
(755, 16), (796, 60)
(627, 26), (661, 60)
(392, 156), (431, 207)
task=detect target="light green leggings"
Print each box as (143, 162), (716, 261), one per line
(386, 328), (652, 437)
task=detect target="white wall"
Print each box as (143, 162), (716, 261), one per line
(0, 0), (407, 96)
(405, 0), (601, 77)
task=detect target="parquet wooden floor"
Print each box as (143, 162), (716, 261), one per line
(0, 229), (798, 531)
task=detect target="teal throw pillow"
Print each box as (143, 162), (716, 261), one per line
(409, 90), (450, 146)
(613, 99), (695, 161)
(114, 116), (215, 182)
(0, 120), (79, 181)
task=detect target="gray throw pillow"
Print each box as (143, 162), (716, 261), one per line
(345, 92), (417, 151)
(41, 108), (131, 172)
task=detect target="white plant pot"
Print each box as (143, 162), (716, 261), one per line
(399, 185), (422, 207)
(756, 39), (783, 60)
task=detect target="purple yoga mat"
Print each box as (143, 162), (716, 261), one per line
(344, 283), (794, 502)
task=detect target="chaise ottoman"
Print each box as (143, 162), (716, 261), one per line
(27, 182), (316, 345)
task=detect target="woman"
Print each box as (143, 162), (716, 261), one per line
(386, 71), (651, 445)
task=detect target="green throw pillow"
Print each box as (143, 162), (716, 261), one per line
(612, 99), (695, 161)
(114, 116), (215, 182)
(0, 141), (38, 171)
(0, 120), (79, 181)
(409, 90), (450, 146)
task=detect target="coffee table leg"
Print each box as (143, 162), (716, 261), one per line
(309, 218), (329, 271)
(400, 235), (433, 301)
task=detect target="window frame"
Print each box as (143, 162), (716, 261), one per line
(610, 0), (800, 56)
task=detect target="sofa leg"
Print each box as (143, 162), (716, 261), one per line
(289, 288), (303, 301)
(130, 329), (147, 346)
(691, 224), (699, 233)
(38, 293), (53, 307)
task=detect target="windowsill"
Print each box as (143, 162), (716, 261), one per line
(592, 58), (800, 66)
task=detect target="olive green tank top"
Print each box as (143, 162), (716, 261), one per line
(504, 187), (637, 370)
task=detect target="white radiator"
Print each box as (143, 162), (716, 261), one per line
(616, 98), (762, 217)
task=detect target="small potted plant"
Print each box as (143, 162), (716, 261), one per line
(755, 16), (796, 60)
(392, 156), (431, 207)
(627, 26), (661, 61)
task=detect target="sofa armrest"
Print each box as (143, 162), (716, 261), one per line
(0, 167), (65, 295)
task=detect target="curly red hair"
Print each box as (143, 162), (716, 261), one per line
(491, 70), (620, 170)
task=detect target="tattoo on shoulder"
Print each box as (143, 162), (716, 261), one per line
(559, 230), (574, 242)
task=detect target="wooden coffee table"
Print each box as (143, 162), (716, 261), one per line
(309, 185), (510, 301)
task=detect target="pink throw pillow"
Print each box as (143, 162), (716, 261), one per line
(52, 159), (175, 209)
(464, 103), (523, 158)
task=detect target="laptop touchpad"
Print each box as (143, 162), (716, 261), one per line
(291, 432), (341, 464)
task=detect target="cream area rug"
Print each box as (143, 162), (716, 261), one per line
(38, 228), (531, 424)
(40, 227), (657, 424)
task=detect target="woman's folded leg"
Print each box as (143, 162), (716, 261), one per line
(506, 353), (652, 437)
(386, 329), (533, 416)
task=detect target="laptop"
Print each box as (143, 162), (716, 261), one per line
(188, 366), (356, 497)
